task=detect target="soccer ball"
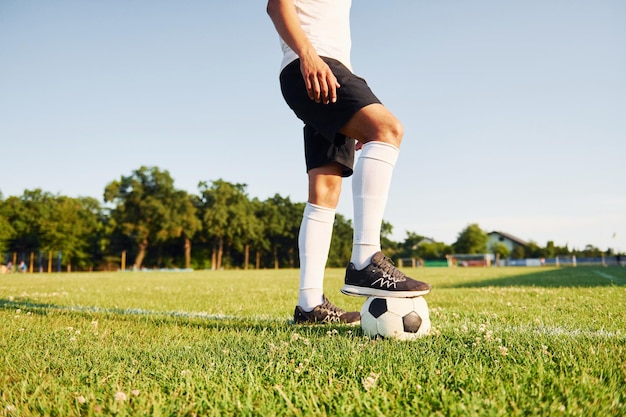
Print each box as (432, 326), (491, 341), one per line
(360, 296), (431, 341)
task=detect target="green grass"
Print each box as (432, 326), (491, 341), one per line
(1, 267), (625, 416)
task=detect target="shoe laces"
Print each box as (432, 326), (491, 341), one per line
(378, 256), (407, 282)
(319, 297), (345, 316)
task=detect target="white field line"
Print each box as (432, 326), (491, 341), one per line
(593, 270), (626, 283)
(501, 324), (623, 339)
(70, 306), (244, 321)
(433, 323), (624, 340)
(3, 300), (624, 339)
(3, 300), (286, 323)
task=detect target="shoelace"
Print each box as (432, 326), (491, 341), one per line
(320, 298), (346, 316)
(378, 256), (407, 282)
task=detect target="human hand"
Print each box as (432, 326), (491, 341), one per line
(299, 54), (340, 104)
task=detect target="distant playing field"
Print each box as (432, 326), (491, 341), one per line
(2, 267), (625, 416)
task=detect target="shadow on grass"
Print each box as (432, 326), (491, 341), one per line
(442, 267), (626, 289)
(0, 298), (360, 337)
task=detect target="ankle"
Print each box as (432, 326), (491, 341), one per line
(298, 289), (324, 312)
(350, 246), (379, 270)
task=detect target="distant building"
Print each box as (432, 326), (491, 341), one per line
(487, 231), (528, 254)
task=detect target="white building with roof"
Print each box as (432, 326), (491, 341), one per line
(487, 231), (528, 253)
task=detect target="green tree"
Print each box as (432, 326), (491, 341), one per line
(260, 194), (303, 269)
(328, 213), (353, 267)
(277, 198), (304, 269)
(0, 213), (15, 256)
(0, 193), (15, 256)
(197, 179), (251, 270)
(0, 191), (102, 271)
(524, 241), (543, 258)
(417, 241), (452, 261)
(0, 190), (52, 268)
(453, 223), (488, 254)
(511, 245), (525, 259)
(238, 197), (264, 270)
(490, 242), (510, 264)
(397, 232), (452, 261)
(577, 244), (603, 258)
(380, 220), (400, 259)
(171, 190), (201, 269)
(38, 196), (102, 271)
(397, 231), (426, 260)
(248, 198), (271, 269)
(104, 166), (193, 269)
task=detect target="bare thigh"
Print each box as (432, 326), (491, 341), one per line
(339, 103), (404, 148)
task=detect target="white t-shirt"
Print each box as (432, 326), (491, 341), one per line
(279, 0), (353, 72)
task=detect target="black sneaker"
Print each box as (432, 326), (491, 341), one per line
(341, 251), (431, 298)
(293, 295), (360, 325)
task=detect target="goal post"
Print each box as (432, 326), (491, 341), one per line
(544, 255), (577, 267)
(446, 254), (494, 267)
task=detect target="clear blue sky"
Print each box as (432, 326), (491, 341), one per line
(1, 1), (625, 252)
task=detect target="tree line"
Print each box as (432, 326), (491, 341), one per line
(0, 166), (613, 272)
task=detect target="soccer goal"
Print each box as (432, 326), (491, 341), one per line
(398, 258), (419, 268)
(544, 255), (577, 267)
(446, 254), (494, 267)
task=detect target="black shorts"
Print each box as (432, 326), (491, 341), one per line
(279, 57), (381, 177)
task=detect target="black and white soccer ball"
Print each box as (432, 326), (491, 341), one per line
(360, 296), (431, 341)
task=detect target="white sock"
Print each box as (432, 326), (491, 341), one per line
(298, 202), (335, 311)
(351, 142), (399, 270)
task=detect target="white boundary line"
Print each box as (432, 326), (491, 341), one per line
(433, 323), (624, 340)
(3, 301), (624, 339)
(2, 300), (286, 323)
(502, 325), (623, 339)
(593, 270), (626, 283)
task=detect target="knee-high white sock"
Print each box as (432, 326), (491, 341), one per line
(298, 202), (336, 311)
(351, 141), (399, 270)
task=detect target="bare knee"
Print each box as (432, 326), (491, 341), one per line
(377, 118), (404, 148)
(359, 117), (403, 148)
(341, 104), (404, 148)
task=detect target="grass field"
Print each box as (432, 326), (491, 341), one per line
(1, 266), (625, 416)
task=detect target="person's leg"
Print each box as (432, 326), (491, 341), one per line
(297, 163), (342, 311)
(340, 104), (402, 269)
(339, 104), (431, 297)
(294, 162), (360, 323)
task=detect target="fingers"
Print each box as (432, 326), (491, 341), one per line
(302, 59), (340, 104)
(308, 74), (338, 104)
(324, 76), (340, 105)
(319, 73), (340, 104)
(306, 75), (321, 102)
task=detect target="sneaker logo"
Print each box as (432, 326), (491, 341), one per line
(372, 271), (397, 289)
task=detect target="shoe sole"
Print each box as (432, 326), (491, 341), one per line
(340, 285), (430, 298)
